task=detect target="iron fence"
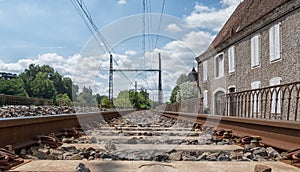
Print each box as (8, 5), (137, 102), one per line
(0, 94), (53, 106)
(221, 81), (300, 121)
(161, 81), (299, 121)
(163, 98), (203, 114)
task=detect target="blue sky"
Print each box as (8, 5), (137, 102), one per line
(0, 0), (241, 101)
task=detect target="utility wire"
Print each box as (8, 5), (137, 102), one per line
(71, 0), (133, 85)
(70, 0), (106, 53)
(154, 0), (166, 49)
(141, 0), (152, 91)
(142, 0), (146, 67)
(71, 0), (111, 54)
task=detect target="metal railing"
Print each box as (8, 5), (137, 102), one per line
(160, 81), (299, 121)
(0, 94), (53, 106)
(163, 98), (203, 114)
(221, 81), (300, 121)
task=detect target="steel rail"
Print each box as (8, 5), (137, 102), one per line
(0, 110), (134, 149)
(159, 111), (300, 151)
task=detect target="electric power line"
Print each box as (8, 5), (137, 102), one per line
(70, 0), (134, 85)
(154, 0), (166, 49)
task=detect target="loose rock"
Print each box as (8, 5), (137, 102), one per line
(254, 164), (272, 172)
(76, 163), (91, 172)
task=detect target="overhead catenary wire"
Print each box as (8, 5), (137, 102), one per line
(142, 0), (146, 67)
(71, 0), (111, 54)
(71, 0), (163, 100)
(141, 0), (153, 91)
(70, 0), (106, 53)
(146, 0), (154, 50)
(70, 0), (133, 85)
(154, 0), (166, 49)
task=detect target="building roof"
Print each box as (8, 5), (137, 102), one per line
(187, 67), (198, 82)
(197, 0), (292, 61)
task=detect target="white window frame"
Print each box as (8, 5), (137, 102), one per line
(270, 77), (282, 114)
(215, 53), (224, 78)
(203, 61), (208, 82)
(251, 34), (260, 68)
(269, 23), (281, 62)
(228, 46), (235, 73)
(251, 81), (261, 113)
(203, 90), (208, 108)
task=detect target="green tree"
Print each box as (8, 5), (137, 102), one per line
(169, 85), (179, 103)
(55, 93), (72, 106)
(72, 84), (79, 101)
(95, 94), (101, 105)
(176, 74), (188, 85)
(129, 88), (151, 110)
(31, 72), (57, 99)
(114, 90), (133, 108)
(19, 63), (78, 101)
(0, 78), (27, 96)
(176, 82), (199, 102)
(100, 95), (113, 108)
(77, 86), (95, 105)
(169, 73), (188, 103)
(62, 77), (75, 101)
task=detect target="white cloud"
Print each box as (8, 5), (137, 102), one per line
(164, 31), (213, 55)
(125, 50), (137, 56)
(118, 0), (126, 4)
(221, 0), (241, 6)
(194, 3), (215, 12)
(0, 59), (33, 73)
(185, 1), (240, 32)
(165, 24), (182, 33)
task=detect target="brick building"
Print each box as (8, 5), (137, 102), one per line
(196, 0), (300, 115)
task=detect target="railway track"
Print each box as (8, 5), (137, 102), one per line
(0, 110), (299, 171)
(160, 111), (300, 151)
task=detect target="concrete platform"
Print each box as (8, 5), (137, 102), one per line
(62, 144), (243, 152)
(11, 160), (300, 172)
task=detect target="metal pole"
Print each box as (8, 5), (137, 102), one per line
(109, 54), (113, 102)
(158, 53), (162, 104)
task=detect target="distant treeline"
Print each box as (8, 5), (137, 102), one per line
(0, 64), (100, 106)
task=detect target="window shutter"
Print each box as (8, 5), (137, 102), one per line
(251, 37), (255, 66)
(269, 26), (275, 61)
(232, 48), (235, 71)
(203, 61), (207, 82)
(228, 46), (235, 73)
(220, 55), (224, 77)
(203, 90), (208, 108)
(251, 35), (260, 67)
(255, 36), (260, 65)
(251, 81), (260, 89)
(274, 24), (281, 60)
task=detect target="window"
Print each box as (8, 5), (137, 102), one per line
(251, 81), (261, 113)
(270, 77), (282, 114)
(203, 61), (208, 82)
(203, 90), (208, 108)
(251, 35), (260, 67)
(215, 53), (224, 78)
(228, 46), (235, 73)
(269, 23), (281, 62)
